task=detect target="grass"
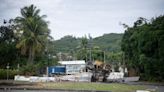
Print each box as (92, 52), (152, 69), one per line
(40, 82), (146, 92)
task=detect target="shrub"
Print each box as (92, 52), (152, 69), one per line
(19, 64), (38, 76)
(0, 69), (19, 79)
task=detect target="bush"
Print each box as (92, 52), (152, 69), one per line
(0, 69), (19, 79)
(19, 64), (38, 76)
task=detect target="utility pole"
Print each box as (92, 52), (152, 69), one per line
(88, 34), (92, 62)
(90, 49), (92, 62)
(104, 51), (105, 63)
(6, 63), (9, 80)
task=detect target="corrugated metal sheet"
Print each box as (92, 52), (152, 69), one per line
(59, 60), (85, 65)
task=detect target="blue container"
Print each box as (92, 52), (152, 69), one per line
(48, 66), (66, 74)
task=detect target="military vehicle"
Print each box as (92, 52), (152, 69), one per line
(86, 60), (112, 82)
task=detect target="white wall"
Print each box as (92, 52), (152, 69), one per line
(66, 64), (85, 74)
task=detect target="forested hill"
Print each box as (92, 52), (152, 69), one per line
(53, 33), (123, 53)
(93, 33), (123, 52)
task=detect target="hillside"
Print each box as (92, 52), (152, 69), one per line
(93, 33), (123, 52)
(53, 33), (123, 53)
(53, 35), (80, 53)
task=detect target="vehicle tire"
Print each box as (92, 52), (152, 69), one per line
(103, 77), (107, 82)
(91, 75), (96, 82)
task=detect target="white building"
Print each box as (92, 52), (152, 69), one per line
(58, 60), (86, 74)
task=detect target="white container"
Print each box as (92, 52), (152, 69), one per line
(124, 76), (140, 82)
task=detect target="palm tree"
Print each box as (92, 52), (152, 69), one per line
(15, 4), (50, 64)
(80, 36), (88, 61)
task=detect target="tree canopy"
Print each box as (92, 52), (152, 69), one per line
(121, 16), (164, 81)
(15, 4), (50, 64)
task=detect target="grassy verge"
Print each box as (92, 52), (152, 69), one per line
(41, 82), (146, 92)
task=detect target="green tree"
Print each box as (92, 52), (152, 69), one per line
(76, 36), (88, 61)
(0, 20), (18, 68)
(121, 16), (164, 81)
(15, 4), (50, 64)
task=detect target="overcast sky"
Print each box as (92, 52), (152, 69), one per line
(0, 0), (164, 40)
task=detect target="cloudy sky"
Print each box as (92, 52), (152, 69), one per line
(0, 0), (164, 40)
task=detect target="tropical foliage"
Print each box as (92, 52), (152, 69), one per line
(121, 16), (164, 81)
(53, 33), (123, 53)
(0, 5), (54, 76)
(15, 4), (50, 64)
(0, 20), (21, 68)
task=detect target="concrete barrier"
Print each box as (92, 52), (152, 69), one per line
(124, 76), (140, 82)
(14, 75), (56, 82)
(60, 72), (92, 82)
(14, 75), (30, 81)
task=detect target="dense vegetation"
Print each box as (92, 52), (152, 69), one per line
(54, 35), (81, 53)
(54, 33), (123, 53)
(93, 33), (122, 52)
(0, 5), (55, 77)
(0, 69), (19, 79)
(121, 16), (164, 81)
(0, 22), (19, 69)
(53, 34), (123, 63)
(15, 5), (51, 64)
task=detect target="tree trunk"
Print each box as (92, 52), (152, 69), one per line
(28, 46), (34, 64)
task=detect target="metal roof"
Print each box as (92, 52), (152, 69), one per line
(59, 60), (85, 65)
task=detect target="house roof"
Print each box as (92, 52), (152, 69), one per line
(59, 60), (85, 65)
